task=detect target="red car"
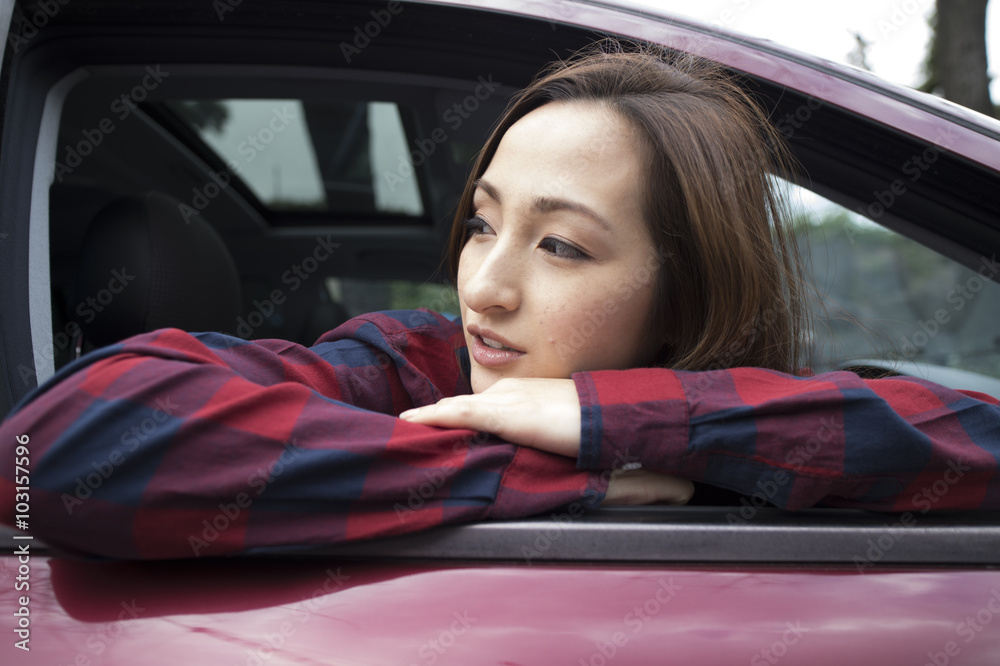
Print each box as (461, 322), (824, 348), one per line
(2, 0), (1000, 664)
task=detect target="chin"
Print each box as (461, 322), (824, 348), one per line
(469, 366), (514, 394)
(469, 369), (491, 394)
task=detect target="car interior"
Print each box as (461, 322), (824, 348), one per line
(3, 0), (1000, 563)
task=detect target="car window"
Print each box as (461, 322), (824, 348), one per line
(326, 278), (459, 320)
(786, 181), (1000, 380)
(168, 99), (424, 216)
(41, 66), (511, 373)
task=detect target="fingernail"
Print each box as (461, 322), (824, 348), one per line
(399, 409), (418, 420)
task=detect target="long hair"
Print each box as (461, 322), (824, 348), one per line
(446, 41), (812, 373)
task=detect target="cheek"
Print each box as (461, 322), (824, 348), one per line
(561, 270), (660, 370)
(620, 272), (663, 364)
(455, 246), (474, 306)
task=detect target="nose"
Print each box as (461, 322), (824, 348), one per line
(458, 236), (522, 314)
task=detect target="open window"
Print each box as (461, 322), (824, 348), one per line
(785, 181), (1000, 396)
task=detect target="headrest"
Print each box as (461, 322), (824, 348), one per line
(75, 191), (242, 347)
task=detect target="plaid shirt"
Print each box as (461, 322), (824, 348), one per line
(1, 309), (998, 559)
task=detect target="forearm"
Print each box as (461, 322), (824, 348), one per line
(0, 329), (598, 559)
(574, 367), (1000, 511)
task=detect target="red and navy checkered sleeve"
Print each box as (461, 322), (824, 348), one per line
(0, 310), (598, 559)
(574, 367), (1000, 511)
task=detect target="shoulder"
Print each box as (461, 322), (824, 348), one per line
(315, 308), (471, 399)
(318, 308), (464, 347)
(316, 309), (469, 376)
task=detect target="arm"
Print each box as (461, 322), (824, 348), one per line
(0, 311), (601, 559)
(574, 367), (1000, 511)
(401, 366), (1000, 511)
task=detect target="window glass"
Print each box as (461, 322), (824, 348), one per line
(787, 183), (1000, 379)
(168, 99), (423, 216)
(325, 278), (459, 319)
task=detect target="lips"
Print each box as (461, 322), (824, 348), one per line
(467, 324), (525, 368)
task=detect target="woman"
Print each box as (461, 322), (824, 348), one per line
(2, 44), (998, 559)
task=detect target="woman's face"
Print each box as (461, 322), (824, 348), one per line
(458, 101), (663, 393)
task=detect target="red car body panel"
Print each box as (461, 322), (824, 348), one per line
(4, 556), (1000, 665)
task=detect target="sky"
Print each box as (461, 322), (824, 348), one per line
(627, 0), (999, 100)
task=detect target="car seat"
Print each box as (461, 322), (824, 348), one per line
(73, 191), (242, 348)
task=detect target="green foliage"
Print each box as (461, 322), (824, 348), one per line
(795, 205), (1000, 379)
(388, 280), (460, 314)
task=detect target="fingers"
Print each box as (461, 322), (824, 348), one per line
(399, 378), (581, 456)
(399, 397), (502, 433)
(601, 469), (694, 506)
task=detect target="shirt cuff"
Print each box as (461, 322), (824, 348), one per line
(489, 446), (605, 519)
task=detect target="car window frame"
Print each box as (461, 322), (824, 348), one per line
(2, 0), (1000, 568)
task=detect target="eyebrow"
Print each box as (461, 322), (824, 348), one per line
(473, 178), (612, 233)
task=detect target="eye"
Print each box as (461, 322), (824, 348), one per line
(538, 237), (590, 260)
(461, 216), (494, 239)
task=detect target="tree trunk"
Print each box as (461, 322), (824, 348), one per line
(925, 0), (994, 116)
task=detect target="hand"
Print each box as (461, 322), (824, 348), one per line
(400, 377), (695, 508)
(399, 377), (581, 457)
(601, 469), (695, 506)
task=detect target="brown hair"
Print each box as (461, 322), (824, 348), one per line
(446, 41), (811, 373)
